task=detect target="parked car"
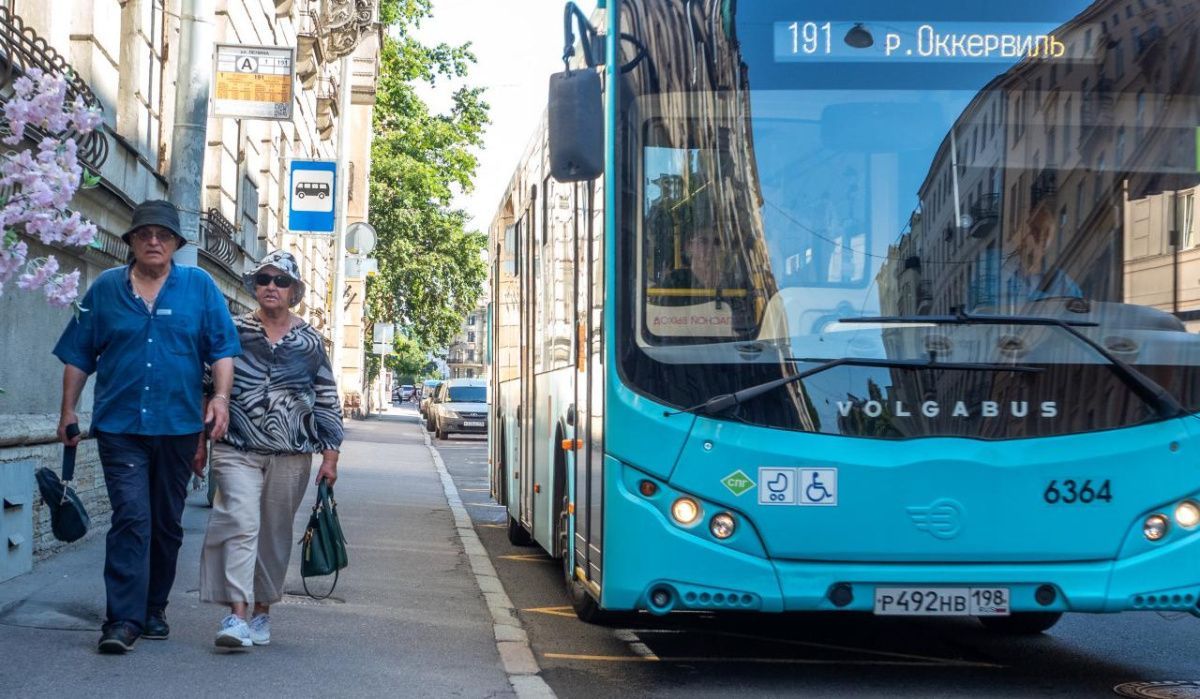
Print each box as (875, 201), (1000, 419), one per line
(399, 384), (415, 401)
(419, 379), (443, 418)
(429, 378), (488, 439)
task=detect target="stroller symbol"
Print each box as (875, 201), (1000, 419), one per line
(767, 472), (790, 502)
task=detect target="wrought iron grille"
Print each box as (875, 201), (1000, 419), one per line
(0, 7), (108, 169)
(199, 208), (239, 270)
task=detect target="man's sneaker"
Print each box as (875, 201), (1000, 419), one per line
(248, 613), (270, 646)
(98, 622), (138, 654)
(215, 614), (252, 649)
(142, 610), (169, 640)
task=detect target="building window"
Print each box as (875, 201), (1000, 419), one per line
(467, 314), (477, 326)
(467, 331), (476, 343)
(1182, 193), (1196, 249)
(1136, 90), (1147, 137)
(1057, 206), (1068, 254)
(1094, 155), (1106, 203)
(1116, 127), (1126, 164)
(1075, 182), (1085, 231)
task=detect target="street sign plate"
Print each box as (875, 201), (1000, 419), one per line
(345, 256), (378, 278)
(288, 160), (336, 233)
(213, 44), (295, 120)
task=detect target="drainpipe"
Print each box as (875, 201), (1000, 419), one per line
(169, 0), (214, 267)
(329, 54), (354, 388)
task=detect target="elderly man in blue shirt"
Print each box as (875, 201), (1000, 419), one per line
(53, 200), (241, 654)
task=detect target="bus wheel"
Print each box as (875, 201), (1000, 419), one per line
(506, 514), (532, 546)
(569, 580), (613, 625)
(978, 612), (1062, 635)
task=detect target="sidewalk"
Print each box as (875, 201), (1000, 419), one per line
(0, 409), (514, 698)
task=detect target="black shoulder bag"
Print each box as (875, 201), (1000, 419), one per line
(299, 479), (348, 599)
(35, 424), (91, 543)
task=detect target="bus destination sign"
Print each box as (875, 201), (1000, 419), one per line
(774, 21), (1065, 63)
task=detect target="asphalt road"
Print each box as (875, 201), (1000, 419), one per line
(432, 434), (1200, 699)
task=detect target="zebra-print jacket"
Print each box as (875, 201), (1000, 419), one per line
(215, 313), (344, 455)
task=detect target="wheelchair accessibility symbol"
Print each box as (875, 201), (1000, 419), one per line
(758, 468), (796, 505)
(799, 468), (838, 506)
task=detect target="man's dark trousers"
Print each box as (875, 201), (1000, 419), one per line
(95, 430), (198, 632)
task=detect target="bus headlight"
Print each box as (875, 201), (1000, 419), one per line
(1144, 514), (1169, 541)
(671, 497), (701, 526)
(710, 513), (736, 540)
(1174, 501), (1200, 529)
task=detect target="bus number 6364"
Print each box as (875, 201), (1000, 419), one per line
(1044, 479), (1113, 505)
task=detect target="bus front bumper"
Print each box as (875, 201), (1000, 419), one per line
(601, 458), (1200, 617)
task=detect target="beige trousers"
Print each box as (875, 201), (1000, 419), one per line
(199, 443), (313, 605)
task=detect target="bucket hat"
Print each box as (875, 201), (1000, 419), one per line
(243, 250), (306, 307)
(122, 199), (186, 248)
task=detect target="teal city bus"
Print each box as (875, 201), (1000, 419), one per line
(489, 0), (1200, 632)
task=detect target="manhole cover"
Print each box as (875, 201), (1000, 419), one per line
(1114, 681), (1200, 698)
(277, 592), (345, 606)
(0, 600), (102, 631)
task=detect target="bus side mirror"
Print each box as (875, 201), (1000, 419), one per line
(548, 69), (604, 182)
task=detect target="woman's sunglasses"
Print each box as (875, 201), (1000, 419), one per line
(254, 273), (294, 289)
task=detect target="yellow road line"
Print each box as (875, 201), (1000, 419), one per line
(691, 629), (1003, 668)
(498, 553), (553, 562)
(542, 653), (998, 668)
(461, 488), (491, 492)
(478, 524), (505, 529)
(523, 606), (577, 618)
(544, 653), (659, 662)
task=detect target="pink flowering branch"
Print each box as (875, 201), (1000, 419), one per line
(0, 67), (102, 309)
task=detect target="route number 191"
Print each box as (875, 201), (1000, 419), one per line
(788, 21), (832, 55)
(1044, 479), (1112, 504)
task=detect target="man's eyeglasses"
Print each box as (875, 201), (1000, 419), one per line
(254, 273), (295, 289)
(130, 228), (175, 243)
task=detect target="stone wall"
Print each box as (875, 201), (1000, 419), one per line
(0, 415), (108, 558)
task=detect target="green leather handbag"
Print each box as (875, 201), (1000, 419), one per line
(300, 479), (348, 599)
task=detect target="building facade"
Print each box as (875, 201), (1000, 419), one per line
(0, 0), (379, 579)
(447, 294), (490, 380)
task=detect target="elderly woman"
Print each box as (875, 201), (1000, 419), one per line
(197, 250), (343, 648)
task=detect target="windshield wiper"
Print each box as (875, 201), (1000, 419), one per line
(837, 311), (1185, 419)
(665, 357), (1042, 417)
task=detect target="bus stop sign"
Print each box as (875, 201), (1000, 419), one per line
(288, 160), (336, 233)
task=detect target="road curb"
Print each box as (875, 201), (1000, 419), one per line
(422, 427), (557, 699)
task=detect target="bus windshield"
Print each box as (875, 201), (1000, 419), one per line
(619, 0), (1200, 439)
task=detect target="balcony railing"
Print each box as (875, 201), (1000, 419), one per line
(1029, 169), (1058, 213)
(969, 192), (1001, 237)
(0, 8), (108, 170)
(199, 208), (257, 278)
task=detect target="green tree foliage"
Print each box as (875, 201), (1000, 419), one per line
(368, 0), (489, 351)
(384, 335), (432, 380)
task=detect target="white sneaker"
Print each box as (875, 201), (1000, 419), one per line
(215, 614), (252, 648)
(248, 613), (270, 646)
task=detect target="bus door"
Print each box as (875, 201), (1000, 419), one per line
(572, 181), (605, 588)
(519, 202), (536, 530)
